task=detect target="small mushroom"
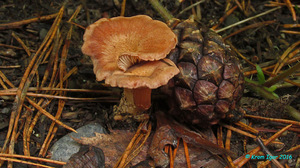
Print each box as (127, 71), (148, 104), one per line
(82, 15), (179, 120)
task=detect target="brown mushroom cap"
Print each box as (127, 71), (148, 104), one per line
(82, 15), (177, 81)
(105, 58), (179, 89)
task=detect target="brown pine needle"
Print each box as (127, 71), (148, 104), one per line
(0, 154), (65, 165)
(281, 30), (300, 35)
(220, 122), (283, 145)
(285, 144), (300, 153)
(282, 24), (300, 28)
(0, 157), (54, 168)
(0, 13), (58, 30)
(0, 70), (15, 88)
(0, 87), (120, 95)
(234, 121), (259, 134)
(272, 40), (300, 75)
(114, 121), (148, 168)
(26, 98), (77, 133)
(284, 0), (297, 21)
(216, 6), (281, 33)
(120, 0), (127, 16)
(231, 124), (292, 168)
(169, 145), (174, 168)
(0, 43), (36, 52)
(123, 122), (152, 168)
(0, 91), (119, 101)
(212, 5), (238, 30)
(183, 140), (191, 168)
(224, 20), (276, 40)
(225, 130), (235, 168)
(11, 32), (31, 57)
(245, 114), (300, 126)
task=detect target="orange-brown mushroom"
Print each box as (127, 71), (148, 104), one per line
(82, 15), (179, 120)
(106, 58), (179, 111)
(82, 15), (177, 81)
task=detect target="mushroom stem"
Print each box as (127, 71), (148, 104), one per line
(131, 87), (152, 110)
(123, 88), (151, 112)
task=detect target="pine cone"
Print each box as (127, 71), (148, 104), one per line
(166, 19), (244, 127)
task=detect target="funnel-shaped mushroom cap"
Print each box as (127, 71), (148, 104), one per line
(105, 58), (179, 89)
(82, 15), (177, 81)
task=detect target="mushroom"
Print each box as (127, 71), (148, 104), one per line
(82, 15), (179, 120)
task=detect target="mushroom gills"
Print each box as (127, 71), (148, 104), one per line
(118, 54), (142, 71)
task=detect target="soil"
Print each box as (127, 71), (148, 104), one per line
(0, 0), (299, 167)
